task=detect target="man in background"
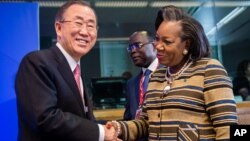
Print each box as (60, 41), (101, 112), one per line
(123, 31), (160, 121)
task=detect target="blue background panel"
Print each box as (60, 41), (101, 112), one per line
(0, 3), (39, 141)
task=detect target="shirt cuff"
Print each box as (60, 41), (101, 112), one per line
(98, 124), (104, 141)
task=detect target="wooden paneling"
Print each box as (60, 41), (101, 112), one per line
(94, 108), (125, 121)
(236, 101), (250, 108)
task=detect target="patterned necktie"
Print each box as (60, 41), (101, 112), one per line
(143, 69), (152, 94)
(73, 64), (81, 95)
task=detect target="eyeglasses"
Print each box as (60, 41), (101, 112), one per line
(127, 42), (152, 52)
(60, 20), (98, 32)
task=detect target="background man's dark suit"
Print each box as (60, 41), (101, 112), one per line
(15, 47), (99, 141)
(123, 65), (163, 120)
(123, 73), (141, 120)
(123, 30), (161, 122)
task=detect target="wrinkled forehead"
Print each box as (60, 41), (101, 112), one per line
(63, 4), (97, 22)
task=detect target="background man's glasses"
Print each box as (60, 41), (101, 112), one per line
(127, 42), (152, 52)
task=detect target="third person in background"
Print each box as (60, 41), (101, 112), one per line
(233, 59), (250, 101)
(123, 31), (162, 121)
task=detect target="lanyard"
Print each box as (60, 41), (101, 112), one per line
(139, 73), (145, 106)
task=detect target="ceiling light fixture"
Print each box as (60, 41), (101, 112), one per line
(150, 1), (200, 8)
(3, 0), (250, 8)
(150, 1), (250, 8)
(206, 6), (247, 37)
(211, 1), (250, 7)
(95, 1), (148, 8)
(38, 1), (65, 7)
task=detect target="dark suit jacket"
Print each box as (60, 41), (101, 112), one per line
(15, 46), (99, 141)
(123, 64), (164, 120)
(123, 73), (141, 120)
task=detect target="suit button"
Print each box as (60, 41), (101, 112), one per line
(158, 113), (160, 118)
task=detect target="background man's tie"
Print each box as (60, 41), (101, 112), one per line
(143, 69), (151, 94)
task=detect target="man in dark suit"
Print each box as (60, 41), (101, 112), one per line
(123, 31), (161, 121)
(15, 1), (116, 141)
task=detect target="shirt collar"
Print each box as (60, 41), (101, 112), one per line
(56, 42), (80, 72)
(142, 58), (158, 74)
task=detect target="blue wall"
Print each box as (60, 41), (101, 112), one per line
(0, 3), (39, 141)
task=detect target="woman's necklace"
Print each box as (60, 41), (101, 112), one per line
(163, 59), (192, 95)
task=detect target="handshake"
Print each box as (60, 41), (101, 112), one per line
(103, 120), (122, 141)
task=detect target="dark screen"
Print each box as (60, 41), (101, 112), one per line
(91, 77), (127, 109)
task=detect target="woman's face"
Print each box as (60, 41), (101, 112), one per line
(154, 21), (188, 67)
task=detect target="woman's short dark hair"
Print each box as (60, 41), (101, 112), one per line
(155, 5), (211, 61)
(155, 5), (188, 30)
(55, 0), (96, 22)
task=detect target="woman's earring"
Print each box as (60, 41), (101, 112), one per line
(183, 49), (188, 55)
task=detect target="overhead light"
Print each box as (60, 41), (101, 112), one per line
(150, 1), (201, 8)
(218, 7), (247, 26)
(211, 1), (250, 7)
(150, 1), (250, 8)
(3, 0), (250, 8)
(206, 6), (247, 37)
(38, 1), (65, 8)
(95, 1), (148, 8)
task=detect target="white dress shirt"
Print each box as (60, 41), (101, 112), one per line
(56, 42), (105, 141)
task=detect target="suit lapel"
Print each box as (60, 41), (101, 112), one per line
(82, 79), (95, 121)
(51, 47), (86, 115)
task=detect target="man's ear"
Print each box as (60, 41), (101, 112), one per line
(55, 22), (62, 37)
